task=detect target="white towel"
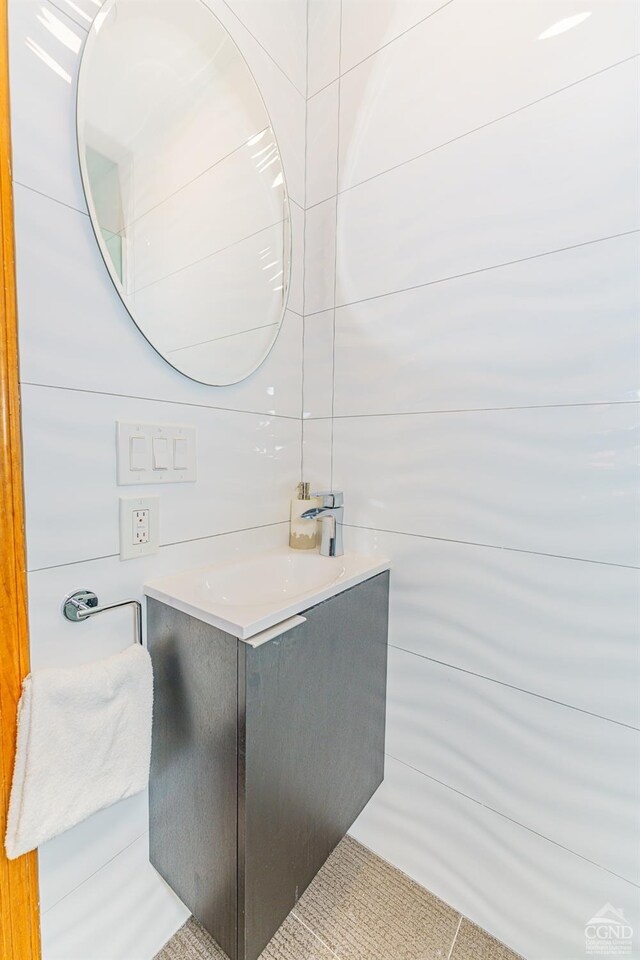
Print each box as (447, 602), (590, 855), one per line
(5, 644), (153, 860)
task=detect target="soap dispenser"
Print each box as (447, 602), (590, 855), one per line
(289, 482), (318, 550)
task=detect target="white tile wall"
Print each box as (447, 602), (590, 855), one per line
(350, 756), (640, 960)
(339, 0), (447, 74)
(304, 195), (337, 314)
(346, 525), (640, 730)
(304, 2), (640, 958)
(336, 58), (639, 307)
(303, 310), (334, 419)
(10, 0), (306, 956)
(333, 404), (639, 567)
(306, 80), (339, 207)
(307, 0), (340, 96)
(334, 233), (640, 415)
(338, 0), (640, 190)
(40, 834), (190, 960)
(386, 647), (639, 884)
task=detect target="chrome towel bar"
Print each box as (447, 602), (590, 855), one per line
(62, 590), (143, 645)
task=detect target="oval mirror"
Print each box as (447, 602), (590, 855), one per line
(77, 0), (291, 385)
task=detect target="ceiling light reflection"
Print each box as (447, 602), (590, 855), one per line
(538, 12), (591, 39)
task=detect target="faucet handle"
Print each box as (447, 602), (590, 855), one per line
(312, 491), (343, 508)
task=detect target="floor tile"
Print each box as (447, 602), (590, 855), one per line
(294, 836), (460, 960)
(155, 914), (336, 960)
(450, 919), (524, 960)
(155, 918), (227, 959)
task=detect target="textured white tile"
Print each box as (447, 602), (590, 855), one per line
(386, 648), (640, 883)
(336, 59), (639, 306)
(346, 526), (640, 729)
(350, 757), (640, 960)
(9, 0), (87, 210)
(14, 185), (303, 417)
(306, 81), (339, 207)
(340, 0), (446, 73)
(303, 310), (334, 419)
(38, 792), (148, 913)
(302, 418), (332, 490)
(304, 196), (337, 314)
(223, 0), (308, 93)
(21, 383), (299, 569)
(307, 0), (341, 96)
(333, 403), (639, 566)
(339, 0), (640, 189)
(288, 200), (305, 316)
(40, 834), (189, 960)
(334, 233), (640, 415)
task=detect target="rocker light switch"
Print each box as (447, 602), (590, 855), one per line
(152, 437), (170, 470)
(129, 436), (147, 471)
(173, 437), (189, 470)
(117, 422), (196, 484)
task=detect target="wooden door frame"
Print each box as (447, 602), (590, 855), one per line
(0, 0), (41, 955)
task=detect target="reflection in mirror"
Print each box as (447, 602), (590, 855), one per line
(77, 0), (290, 385)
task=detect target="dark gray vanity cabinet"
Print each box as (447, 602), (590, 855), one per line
(147, 571), (389, 960)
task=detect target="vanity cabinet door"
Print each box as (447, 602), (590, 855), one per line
(239, 571), (389, 960)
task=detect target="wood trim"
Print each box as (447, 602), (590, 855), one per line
(0, 0), (41, 954)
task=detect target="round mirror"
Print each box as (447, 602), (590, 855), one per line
(77, 0), (291, 385)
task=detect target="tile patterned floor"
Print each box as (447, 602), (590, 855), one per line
(155, 837), (523, 960)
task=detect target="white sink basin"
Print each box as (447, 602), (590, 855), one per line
(144, 548), (389, 641)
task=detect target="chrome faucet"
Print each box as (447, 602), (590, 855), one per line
(301, 491), (344, 557)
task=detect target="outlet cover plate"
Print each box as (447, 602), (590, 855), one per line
(119, 495), (160, 560)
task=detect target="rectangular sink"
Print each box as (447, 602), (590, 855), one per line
(144, 548), (390, 640)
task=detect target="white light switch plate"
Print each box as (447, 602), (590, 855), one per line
(119, 495), (160, 560)
(116, 421), (196, 485)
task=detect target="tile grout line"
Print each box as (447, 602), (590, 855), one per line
(385, 754), (640, 889)
(446, 916), (463, 960)
(329, 0), (343, 489)
(305, 54), (639, 206)
(328, 0), (455, 94)
(343, 521), (640, 571)
(42, 829), (149, 916)
(300, 0), (310, 478)
(27, 521), (289, 574)
(290, 910), (341, 959)
(309, 0), (455, 97)
(13, 179), (88, 217)
(20, 380), (302, 421)
(221, 0), (307, 99)
(312, 398), (640, 420)
(387, 644), (640, 732)
(304, 228), (640, 315)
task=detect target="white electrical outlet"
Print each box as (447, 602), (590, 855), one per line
(119, 496), (159, 560)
